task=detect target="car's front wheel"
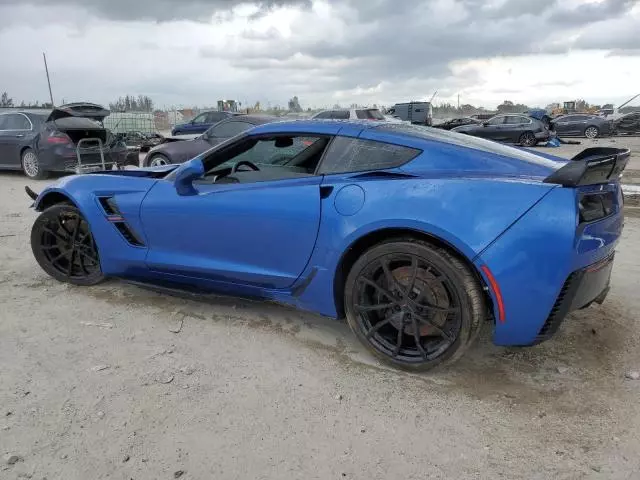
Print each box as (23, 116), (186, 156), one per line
(31, 203), (105, 286)
(145, 153), (170, 167)
(21, 148), (49, 180)
(344, 239), (485, 371)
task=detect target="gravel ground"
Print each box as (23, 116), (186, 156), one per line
(1, 172), (640, 480)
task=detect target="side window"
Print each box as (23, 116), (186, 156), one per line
(204, 135), (330, 180)
(191, 113), (208, 124)
(318, 137), (420, 174)
(486, 116), (505, 126)
(0, 115), (8, 130)
(331, 111), (350, 120)
(504, 116), (524, 125)
(3, 114), (31, 130)
(314, 111), (332, 119)
(207, 112), (227, 123)
(212, 121), (253, 138)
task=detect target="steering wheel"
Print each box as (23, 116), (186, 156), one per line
(231, 160), (260, 174)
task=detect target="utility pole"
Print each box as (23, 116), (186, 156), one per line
(43, 52), (54, 107)
(457, 94), (460, 110)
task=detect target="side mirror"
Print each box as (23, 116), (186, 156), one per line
(174, 157), (204, 196)
(482, 122), (489, 127)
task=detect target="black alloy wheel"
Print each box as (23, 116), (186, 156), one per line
(31, 203), (105, 286)
(344, 239), (485, 371)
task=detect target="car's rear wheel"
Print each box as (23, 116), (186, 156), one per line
(21, 149), (49, 180)
(31, 203), (105, 286)
(584, 126), (600, 139)
(344, 239), (485, 371)
(146, 153), (169, 167)
(518, 131), (537, 147)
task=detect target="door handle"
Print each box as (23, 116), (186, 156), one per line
(15, 134), (25, 138)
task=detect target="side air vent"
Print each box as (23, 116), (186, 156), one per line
(98, 196), (120, 215)
(114, 222), (145, 247)
(534, 272), (579, 344)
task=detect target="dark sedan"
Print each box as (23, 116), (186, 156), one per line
(550, 114), (613, 139)
(144, 115), (276, 167)
(613, 112), (640, 135)
(452, 114), (550, 146)
(171, 110), (242, 136)
(433, 117), (480, 130)
(0, 105), (128, 179)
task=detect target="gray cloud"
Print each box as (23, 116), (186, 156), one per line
(0, 0), (638, 108)
(0, 0), (312, 22)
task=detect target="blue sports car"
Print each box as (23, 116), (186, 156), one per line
(26, 120), (629, 371)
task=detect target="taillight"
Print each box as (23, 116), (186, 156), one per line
(578, 192), (615, 223)
(46, 131), (72, 144)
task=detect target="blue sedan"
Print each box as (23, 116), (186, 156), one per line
(26, 120), (628, 370)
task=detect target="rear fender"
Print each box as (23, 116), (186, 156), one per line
(292, 176), (556, 318)
(475, 186), (619, 346)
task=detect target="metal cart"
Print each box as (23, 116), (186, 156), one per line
(71, 137), (123, 174)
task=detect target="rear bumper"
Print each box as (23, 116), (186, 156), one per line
(533, 253), (613, 344)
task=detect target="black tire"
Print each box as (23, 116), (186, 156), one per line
(584, 126), (599, 139)
(518, 131), (537, 147)
(31, 203), (105, 286)
(21, 148), (49, 180)
(344, 238), (485, 371)
(145, 153), (170, 168)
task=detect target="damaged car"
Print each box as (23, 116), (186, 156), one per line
(452, 114), (550, 146)
(0, 103), (128, 179)
(26, 121), (628, 371)
(144, 115), (276, 167)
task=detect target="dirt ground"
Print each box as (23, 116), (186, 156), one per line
(1, 170), (640, 480)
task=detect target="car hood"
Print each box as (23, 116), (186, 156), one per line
(148, 137), (211, 160)
(86, 164), (180, 177)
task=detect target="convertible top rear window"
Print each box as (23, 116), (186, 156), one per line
(375, 124), (563, 169)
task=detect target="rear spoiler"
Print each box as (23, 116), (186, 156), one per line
(544, 147), (630, 187)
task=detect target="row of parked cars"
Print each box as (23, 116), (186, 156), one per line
(1, 104), (639, 178)
(433, 111), (640, 145)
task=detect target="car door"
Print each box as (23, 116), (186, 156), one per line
(555, 115), (583, 136)
(567, 115), (587, 135)
(501, 115), (530, 142)
(481, 116), (507, 140)
(0, 113), (34, 168)
(140, 133), (332, 289)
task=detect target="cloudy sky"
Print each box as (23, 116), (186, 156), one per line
(0, 0), (639, 110)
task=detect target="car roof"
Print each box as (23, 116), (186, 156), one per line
(251, 119), (559, 163)
(224, 114), (277, 125)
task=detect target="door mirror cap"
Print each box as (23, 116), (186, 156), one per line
(174, 157), (204, 196)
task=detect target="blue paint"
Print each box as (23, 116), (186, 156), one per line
(32, 120), (624, 348)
